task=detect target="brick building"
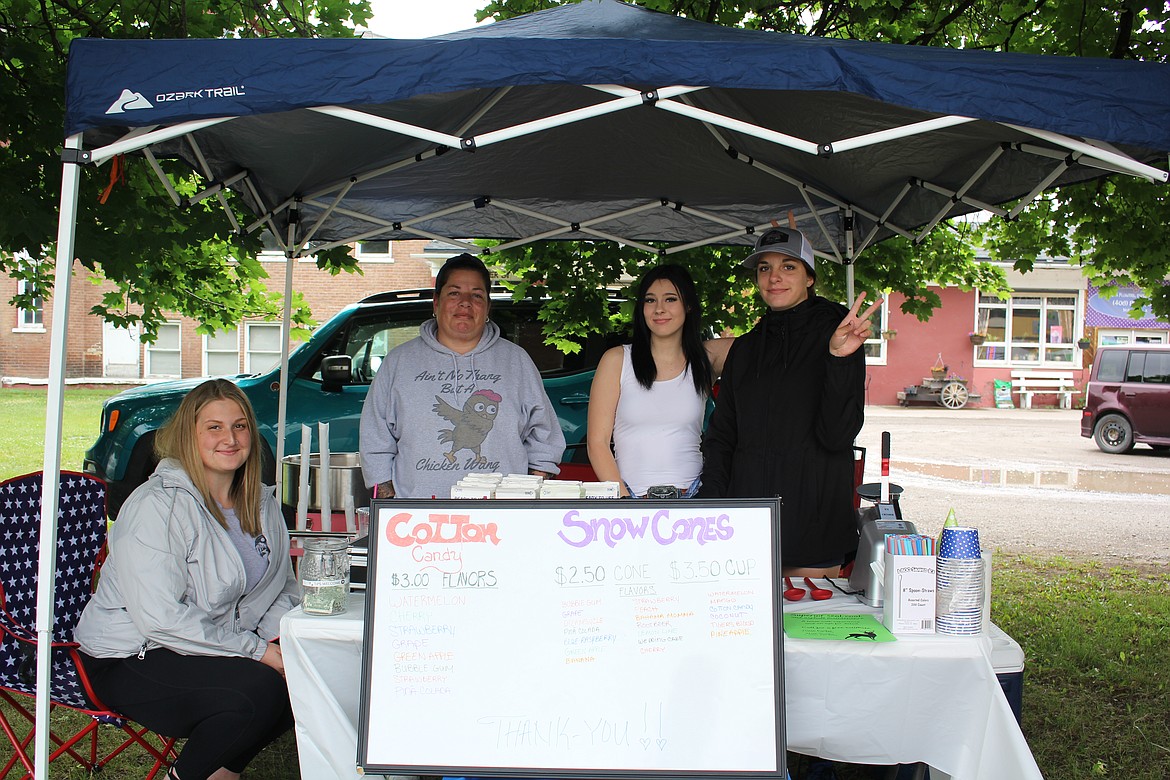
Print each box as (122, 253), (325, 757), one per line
(0, 240), (445, 383)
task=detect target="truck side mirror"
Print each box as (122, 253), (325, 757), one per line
(321, 354), (352, 392)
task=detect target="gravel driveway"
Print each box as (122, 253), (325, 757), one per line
(854, 405), (1170, 565)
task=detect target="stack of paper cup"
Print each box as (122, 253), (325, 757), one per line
(936, 526), (985, 636)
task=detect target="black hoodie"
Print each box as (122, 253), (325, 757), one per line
(699, 295), (865, 567)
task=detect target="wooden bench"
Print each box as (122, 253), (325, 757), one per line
(1010, 370), (1080, 409)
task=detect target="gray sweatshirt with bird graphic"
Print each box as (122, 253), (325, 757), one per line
(360, 318), (565, 498)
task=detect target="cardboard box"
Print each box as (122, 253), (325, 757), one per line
(882, 552), (937, 635)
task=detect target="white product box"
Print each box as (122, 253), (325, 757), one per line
(492, 486), (539, 499)
(882, 552), (937, 635)
(450, 485), (494, 499)
(583, 481), (621, 498)
(540, 482), (584, 499)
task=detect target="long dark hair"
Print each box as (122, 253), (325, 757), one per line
(630, 264), (713, 396)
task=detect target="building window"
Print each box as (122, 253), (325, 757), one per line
(246, 322), (284, 372)
(146, 322), (181, 377)
(16, 280), (43, 330)
(204, 328), (240, 376)
(1097, 329), (1168, 346)
(974, 292), (1078, 365)
(355, 240), (393, 261)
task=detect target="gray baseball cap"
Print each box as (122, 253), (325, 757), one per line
(742, 227), (815, 272)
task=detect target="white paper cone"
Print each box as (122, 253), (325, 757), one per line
(344, 494), (355, 533)
(297, 424), (311, 531)
(319, 422), (331, 531)
(296, 497), (309, 531)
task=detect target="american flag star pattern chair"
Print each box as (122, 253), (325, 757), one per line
(0, 470), (176, 779)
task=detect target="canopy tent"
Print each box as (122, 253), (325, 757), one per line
(66, 0), (1170, 266)
(33, 1), (1170, 775)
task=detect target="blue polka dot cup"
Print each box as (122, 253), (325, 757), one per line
(938, 526), (981, 559)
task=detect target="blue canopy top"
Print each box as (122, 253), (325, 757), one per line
(66, 0), (1170, 146)
(62, 0), (1170, 257)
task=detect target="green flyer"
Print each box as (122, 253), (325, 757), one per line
(782, 613), (897, 642)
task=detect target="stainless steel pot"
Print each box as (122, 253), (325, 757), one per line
(280, 453), (371, 512)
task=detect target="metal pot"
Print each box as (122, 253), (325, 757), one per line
(280, 452), (371, 512)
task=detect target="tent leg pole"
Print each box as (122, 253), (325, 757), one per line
(275, 251), (295, 520)
(35, 133), (84, 780)
(844, 207), (856, 303)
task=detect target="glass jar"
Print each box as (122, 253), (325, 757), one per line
(300, 538), (350, 616)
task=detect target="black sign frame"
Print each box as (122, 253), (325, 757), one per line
(357, 497), (784, 779)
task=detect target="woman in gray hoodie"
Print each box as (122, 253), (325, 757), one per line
(75, 379), (300, 780)
(360, 253), (566, 498)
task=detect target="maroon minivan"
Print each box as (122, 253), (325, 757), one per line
(1080, 345), (1170, 453)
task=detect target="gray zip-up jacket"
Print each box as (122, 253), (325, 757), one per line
(75, 459), (301, 661)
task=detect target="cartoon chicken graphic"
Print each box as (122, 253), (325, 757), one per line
(434, 388), (502, 464)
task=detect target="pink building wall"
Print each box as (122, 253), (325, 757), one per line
(867, 287), (1089, 408)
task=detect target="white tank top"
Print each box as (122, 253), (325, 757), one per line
(612, 345), (705, 496)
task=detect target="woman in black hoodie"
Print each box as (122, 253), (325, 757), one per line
(699, 227), (881, 576)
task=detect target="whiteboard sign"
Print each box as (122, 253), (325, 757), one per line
(357, 498), (784, 779)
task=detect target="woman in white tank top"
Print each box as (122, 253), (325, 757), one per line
(587, 265), (732, 497)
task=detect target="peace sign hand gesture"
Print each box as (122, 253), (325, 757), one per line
(829, 292), (884, 358)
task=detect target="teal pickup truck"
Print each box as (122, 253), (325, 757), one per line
(84, 289), (620, 517)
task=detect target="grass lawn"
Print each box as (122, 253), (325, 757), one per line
(994, 557), (1170, 779)
(0, 386), (129, 480)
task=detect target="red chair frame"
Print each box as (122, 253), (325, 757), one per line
(0, 646), (178, 779)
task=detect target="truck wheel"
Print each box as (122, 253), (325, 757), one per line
(260, 441), (276, 486)
(108, 433), (159, 519)
(1094, 414), (1134, 454)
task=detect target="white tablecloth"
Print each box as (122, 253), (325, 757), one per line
(280, 594), (380, 780)
(781, 592), (1041, 780)
(281, 590), (1042, 780)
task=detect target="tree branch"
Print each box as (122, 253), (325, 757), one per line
(998, 0), (1048, 52)
(1110, 4), (1135, 59)
(907, 0), (979, 46)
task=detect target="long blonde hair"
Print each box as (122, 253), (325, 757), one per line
(155, 379), (263, 536)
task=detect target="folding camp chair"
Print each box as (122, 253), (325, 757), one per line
(0, 471), (176, 779)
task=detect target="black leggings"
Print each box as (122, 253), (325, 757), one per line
(80, 649), (293, 780)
